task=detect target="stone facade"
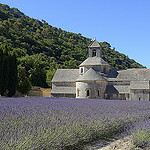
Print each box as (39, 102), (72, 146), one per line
(51, 39), (150, 101)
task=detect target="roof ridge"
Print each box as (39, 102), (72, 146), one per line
(89, 39), (100, 47)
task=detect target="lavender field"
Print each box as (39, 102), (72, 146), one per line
(0, 97), (150, 150)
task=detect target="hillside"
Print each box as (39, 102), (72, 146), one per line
(0, 3), (145, 88)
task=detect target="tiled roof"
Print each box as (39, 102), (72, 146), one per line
(108, 68), (150, 81)
(79, 57), (110, 67)
(117, 69), (150, 81)
(106, 85), (130, 93)
(77, 68), (107, 81)
(130, 81), (149, 89)
(52, 69), (79, 82)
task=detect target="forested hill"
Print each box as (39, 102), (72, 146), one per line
(0, 3), (145, 88)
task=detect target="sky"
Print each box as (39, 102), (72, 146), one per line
(1, 0), (150, 68)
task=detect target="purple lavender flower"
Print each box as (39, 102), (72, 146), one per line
(0, 97), (150, 149)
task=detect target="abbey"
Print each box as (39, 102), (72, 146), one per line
(51, 39), (150, 101)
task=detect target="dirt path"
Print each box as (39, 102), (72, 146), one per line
(84, 136), (149, 150)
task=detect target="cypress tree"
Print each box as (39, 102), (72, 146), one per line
(1, 45), (10, 96)
(0, 48), (3, 95)
(0, 45), (18, 97)
(7, 53), (17, 97)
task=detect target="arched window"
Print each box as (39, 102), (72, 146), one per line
(77, 89), (80, 97)
(92, 49), (96, 57)
(86, 90), (90, 97)
(98, 89), (100, 96)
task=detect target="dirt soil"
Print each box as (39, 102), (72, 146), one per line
(84, 136), (150, 150)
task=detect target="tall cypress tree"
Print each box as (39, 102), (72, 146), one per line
(0, 44), (17, 97)
(0, 48), (3, 94)
(8, 53), (17, 97)
(1, 45), (10, 96)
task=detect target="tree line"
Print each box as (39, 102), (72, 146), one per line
(0, 44), (32, 97)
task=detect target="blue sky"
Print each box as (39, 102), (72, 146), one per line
(1, 0), (150, 67)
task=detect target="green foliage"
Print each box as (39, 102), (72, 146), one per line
(7, 52), (18, 97)
(18, 54), (49, 87)
(46, 69), (56, 87)
(0, 44), (10, 96)
(0, 3), (145, 88)
(17, 67), (32, 95)
(0, 44), (17, 96)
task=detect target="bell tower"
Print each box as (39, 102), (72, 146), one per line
(79, 38), (111, 75)
(88, 38), (102, 57)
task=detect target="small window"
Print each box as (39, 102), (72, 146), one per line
(80, 68), (83, 74)
(77, 89), (80, 97)
(98, 89), (100, 96)
(86, 90), (90, 97)
(92, 49), (96, 57)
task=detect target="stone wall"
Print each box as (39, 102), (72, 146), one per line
(76, 81), (107, 99)
(51, 93), (76, 98)
(105, 81), (130, 100)
(89, 47), (102, 57)
(129, 81), (150, 101)
(130, 89), (150, 101)
(15, 87), (51, 97)
(105, 93), (130, 100)
(50, 82), (76, 98)
(41, 88), (51, 97)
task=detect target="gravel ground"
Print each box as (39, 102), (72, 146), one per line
(84, 136), (150, 150)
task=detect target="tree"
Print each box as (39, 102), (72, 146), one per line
(0, 44), (10, 96)
(17, 67), (31, 95)
(0, 45), (18, 96)
(0, 48), (3, 93)
(7, 53), (18, 97)
(46, 68), (56, 87)
(29, 68), (48, 88)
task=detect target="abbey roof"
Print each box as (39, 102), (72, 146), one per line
(77, 68), (107, 81)
(108, 68), (150, 81)
(79, 57), (110, 67)
(52, 69), (79, 82)
(106, 85), (130, 94)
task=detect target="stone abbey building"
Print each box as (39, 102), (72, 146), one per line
(51, 39), (150, 101)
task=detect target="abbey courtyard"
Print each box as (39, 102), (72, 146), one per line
(51, 39), (150, 101)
